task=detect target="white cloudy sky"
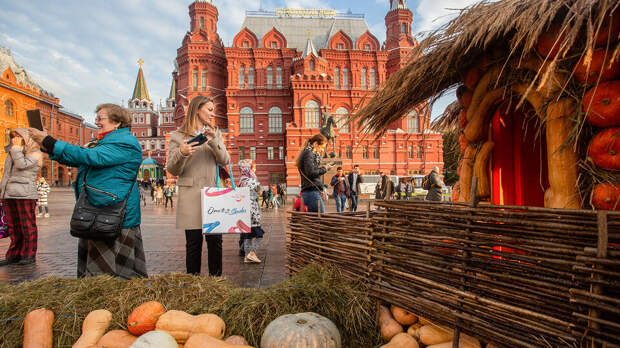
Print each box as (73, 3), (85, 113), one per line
(0, 0), (479, 123)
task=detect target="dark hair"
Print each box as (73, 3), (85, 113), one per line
(337, 166), (342, 171)
(295, 134), (327, 167)
(354, 164), (359, 168)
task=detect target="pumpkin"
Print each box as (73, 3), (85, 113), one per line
(451, 183), (461, 203)
(261, 312), (341, 348)
(595, 10), (620, 46)
(418, 317), (432, 325)
(390, 305), (417, 326)
(486, 343), (501, 348)
(129, 330), (178, 348)
(588, 128), (620, 170)
(583, 81), (620, 127)
(185, 333), (254, 348)
(474, 141), (495, 198)
(573, 48), (620, 84)
(73, 309), (113, 348)
(380, 332), (419, 348)
(378, 305), (404, 341)
(464, 88), (503, 142)
(592, 182), (620, 211)
(425, 334), (481, 348)
(224, 336), (249, 345)
(155, 310), (225, 344)
(23, 308), (54, 348)
(466, 66), (501, 122)
(458, 110), (468, 129)
(458, 145), (476, 203)
(413, 325), (453, 345)
(96, 330), (137, 348)
(536, 23), (568, 58)
(128, 301), (166, 336)
(464, 66), (483, 90)
(406, 323), (423, 337)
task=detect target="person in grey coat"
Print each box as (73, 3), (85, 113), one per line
(425, 166), (445, 201)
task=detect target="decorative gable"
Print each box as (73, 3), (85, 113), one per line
(1, 68), (15, 83)
(328, 30), (353, 50)
(356, 30), (380, 51)
(261, 27), (287, 49)
(233, 27), (259, 48)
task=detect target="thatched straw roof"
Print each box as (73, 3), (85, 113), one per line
(354, 0), (619, 135)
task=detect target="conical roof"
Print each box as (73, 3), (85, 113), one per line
(168, 78), (175, 100)
(132, 59), (151, 101)
(301, 32), (319, 59)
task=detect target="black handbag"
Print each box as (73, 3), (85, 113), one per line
(70, 169), (138, 241)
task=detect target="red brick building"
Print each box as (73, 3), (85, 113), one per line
(172, 0), (443, 188)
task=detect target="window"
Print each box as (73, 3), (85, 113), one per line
(243, 41), (249, 48)
(336, 107), (349, 133)
(192, 69), (198, 91)
(401, 23), (407, 33)
(362, 146), (368, 159)
(370, 69), (376, 89)
(268, 106), (282, 133)
(238, 66), (245, 89)
(269, 172), (285, 184)
(239, 146), (245, 160)
(407, 111), (419, 133)
(267, 146), (274, 160)
(202, 70), (206, 91)
(248, 67), (254, 89)
(334, 68), (340, 89)
(364, 44), (370, 50)
(343, 68), (348, 89)
(304, 100), (320, 128)
(271, 41), (277, 48)
(361, 68), (367, 89)
(160, 142), (165, 150)
(200, 17), (204, 29)
(4, 128), (11, 146)
(373, 146), (379, 159)
(276, 67), (282, 89)
(337, 43), (344, 49)
(417, 145), (422, 159)
(239, 107), (253, 134)
(279, 146), (284, 160)
(346, 146), (352, 159)
(250, 147), (256, 161)
(408, 145), (413, 158)
(266, 66), (273, 89)
(309, 60), (315, 71)
(4, 100), (14, 117)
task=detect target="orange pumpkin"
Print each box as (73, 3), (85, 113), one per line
(583, 80), (620, 127)
(595, 10), (620, 47)
(459, 134), (467, 153)
(458, 110), (468, 129)
(573, 49), (620, 84)
(464, 66), (482, 90)
(127, 301), (166, 336)
(458, 89), (473, 108)
(592, 182), (620, 211)
(588, 128), (620, 171)
(536, 23), (567, 58)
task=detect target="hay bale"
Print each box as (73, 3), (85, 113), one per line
(0, 265), (381, 347)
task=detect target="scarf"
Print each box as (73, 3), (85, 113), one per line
(305, 144), (322, 167)
(238, 159), (258, 188)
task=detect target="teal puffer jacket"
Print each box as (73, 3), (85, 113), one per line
(49, 128), (142, 228)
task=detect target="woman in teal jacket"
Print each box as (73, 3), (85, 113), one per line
(29, 104), (147, 279)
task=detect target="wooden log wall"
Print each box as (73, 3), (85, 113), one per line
(287, 200), (620, 348)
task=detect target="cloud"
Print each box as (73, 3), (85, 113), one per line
(414, 0), (482, 34)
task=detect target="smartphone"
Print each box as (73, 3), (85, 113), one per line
(27, 109), (43, 131)
(187, 133), (207, 146)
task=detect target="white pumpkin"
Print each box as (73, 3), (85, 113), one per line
(129, 330), (178, 348)
(260, 312), (341, 348)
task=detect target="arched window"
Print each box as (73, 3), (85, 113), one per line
(370, 69), (376, 89)
(192, 69), (198, 91)
(309, 60), (315, 71)
(276, 67), (282, 89)
(238, 66), (245, 89)
(266, 66), (273, 89)
(248, 66), (254, 89)
(200, 17), (204, 29)
(343, 68), (348, 89)
(201, 70), (206, 91)
(407, 110), (419, 133)
(4, 100), (14, 117)
(239, 107), (254, 134)
(334, 68), (340, 89)
(336, 107), (349, 133)
(401, 23), (407, 33)
(304, 100), (320, 128)
(361, 68), (367, 90)
(268, 106), (282, 134)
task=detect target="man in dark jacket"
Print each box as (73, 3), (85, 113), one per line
(347, 165), (363, 211)
(330, 167), (350, 213)
(425, 166), (444, 201)
(379, 171), (393, 200)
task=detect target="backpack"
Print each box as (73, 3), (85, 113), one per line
(422, 174), (432, 190)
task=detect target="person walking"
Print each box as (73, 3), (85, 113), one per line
(378, 171), (393, 200)
(36, 177), (51, 218)
(347, 165), (363, 212)
(330, 166), (350, 213)
(28, 104), (147, 278)
(404, 178), (413, 200)
(424, 166), (445, 201)
(0, 129), (42, 266)
(395, 179), (403, 200)
(261, 188), (269, 208)
(166, 95), (230, 276)
(164, 184), (174, 208)
(296, 134), (334, 213)
(237, 159), (264, 263)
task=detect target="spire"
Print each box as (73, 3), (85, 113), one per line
(301, 30), (319, 58)
(390, 0), (407, 11)
(132, 58), (151, 101)
(168, 78), (176, 100)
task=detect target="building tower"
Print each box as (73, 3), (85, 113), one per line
(384, 0), (416, 75)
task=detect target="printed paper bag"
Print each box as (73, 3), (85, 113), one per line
(201, 186), (251, 234)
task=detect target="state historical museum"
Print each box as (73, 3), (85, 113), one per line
(171, 0), (443, 188)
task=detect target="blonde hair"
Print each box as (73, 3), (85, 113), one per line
(96, 104), (132, 128)
(178, 95), (214, 135)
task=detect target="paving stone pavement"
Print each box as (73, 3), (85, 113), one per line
(0, 188), (291, 288)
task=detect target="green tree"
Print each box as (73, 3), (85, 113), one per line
(442, 130), (460, 186)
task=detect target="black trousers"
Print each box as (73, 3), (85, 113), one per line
(165, 196), (173, 208)
(184, 229), (222, 276)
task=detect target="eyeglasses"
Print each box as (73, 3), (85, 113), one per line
(95, 116), (108, 122)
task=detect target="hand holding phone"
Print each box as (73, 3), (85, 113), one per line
(180, 140), (201, 156)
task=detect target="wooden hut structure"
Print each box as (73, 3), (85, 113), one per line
(355, 0), (620, 210)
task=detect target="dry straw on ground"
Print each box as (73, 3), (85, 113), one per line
(0, 265), (381, 347)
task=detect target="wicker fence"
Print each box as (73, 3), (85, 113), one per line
(287, 200), (620, 348)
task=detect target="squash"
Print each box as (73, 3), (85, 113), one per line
(406, 323), (423, 337)
(458, 145), (476, 203)
(451, 183), (461, 202)
(588, 128), (620, 170)
(73, 309), (113, 348)
(128, 301), (166, 336)
(474, 141), (494, 198)
(224, 336), (249, 345)
(129, 330), (178, 348)
(464, 66), (483, 90)
(425, 334), (481, 348)
(464, 89), (503, 142)
(390, 305), (417, 326)
(96, 330), (137, 348)
(413, 325), (453, 345)
(458, 89), (473, 108)
(592, 182), (620, 211)
(380, 332), (419, 348)
(23, 308), (54, 348)
(573, 48), (620, 84)
(544, 99), (581, 209)
(155, 310), (225, 344)
(595, 10), (620, 46)
(458, 110), (468, 130)
(466, 67), (501, 122)
(583, 81), (620, 127)
(418, 317), (432, 325)
(378, 305), (404, 342)
(185, 333), (254, 348)
(261, 312), (341, 348)
(486, 343), (501, 348)
(536, 23), (567, 58)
